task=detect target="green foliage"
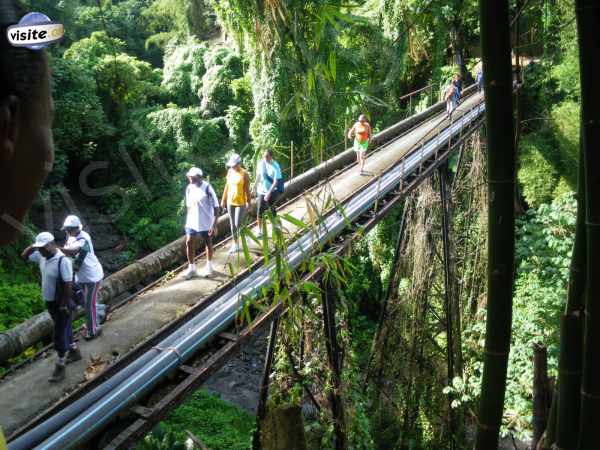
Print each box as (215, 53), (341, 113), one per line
(154, 389), (254, 450)
(463, 193), (576, 439)
(162, 38), (207, 106)
(518, 135), (559, 208)
(0, 238), (44, 333)
(63, 31), (127, 68)
(49, 57), (114, 184)
(200, 47), (244, 116)
(551, 101), (580, 187)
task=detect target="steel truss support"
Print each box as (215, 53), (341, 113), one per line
(439, 162), (457, 449)
(322, 281), (347, 450)
(252, 312), (281, 450)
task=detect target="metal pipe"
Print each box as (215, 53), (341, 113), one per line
(11, 101), (485, 450)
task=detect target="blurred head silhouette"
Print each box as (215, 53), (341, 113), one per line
(0, 0), (53, 246)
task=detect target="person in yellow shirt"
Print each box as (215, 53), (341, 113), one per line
(221, 153), (251, 253)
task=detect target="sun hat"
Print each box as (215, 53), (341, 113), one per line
(226, 153), (242, 168)
(186, 167), (203, 177)
(32, 232), (55, 248)
(62, 215), (82, 230)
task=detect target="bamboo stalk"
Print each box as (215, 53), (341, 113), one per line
(533, 343), (550, 449)
(575, 1), (600, 447)
(474, 0), (516, 448)
(555, 133), (586, 448)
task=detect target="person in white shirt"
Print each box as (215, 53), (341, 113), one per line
(184, 167), (220, 279)
(60, 215), (105, 340)
(255, 150), (283, 238)
(22, 232), (81, 382)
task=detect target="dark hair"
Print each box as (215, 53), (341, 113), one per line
(0, 0), (47, 101)
(264, 149), (273, 158)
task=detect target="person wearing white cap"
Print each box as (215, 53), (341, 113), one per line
(184, 167), (220, 279)
(60, 215), (105, 340)
(221, 153), (250, 253)
(21, 232), (81, 382)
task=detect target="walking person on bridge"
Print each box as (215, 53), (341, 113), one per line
(255, 150), (283, 239)
(348, 114), (372, 175)
(60, 215), (105, 340)
(453, 73), (463, 103)
(221, 153), (251, 254)
(184, 167), (219, 279)
(22, 232), (81, 382)
(445, 81), (458, 117)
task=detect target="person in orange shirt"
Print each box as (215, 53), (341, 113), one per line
(221, 153), (251, 253)
(347, 114), (372, 175)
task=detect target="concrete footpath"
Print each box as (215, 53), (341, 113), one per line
(0, 94), (481, 438)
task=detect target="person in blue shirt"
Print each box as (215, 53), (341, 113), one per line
(255, 150), (283, 238)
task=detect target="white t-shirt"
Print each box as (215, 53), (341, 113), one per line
(63, 230), (104, 284)
(256, 160), (283, 195)
(185, 181), (219, 232)
(29, 250), (73, 302)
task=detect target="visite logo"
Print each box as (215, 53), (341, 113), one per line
(7, 12), (64, 50)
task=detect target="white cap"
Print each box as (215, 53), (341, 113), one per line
(62, 215), (82, 230)
(226, 153), (242, 168)
(186, 167), (203, 177)
(32, 232), (55, 248)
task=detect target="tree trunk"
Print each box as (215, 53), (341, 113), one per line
(533, 343), (550, 449)
(556, 134), (586, 448)
(475, 0), (516, 448)
(575, 0), (600, 447)
(260, 406), (308, 450)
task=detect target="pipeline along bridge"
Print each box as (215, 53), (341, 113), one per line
(2, 86), (485, 449)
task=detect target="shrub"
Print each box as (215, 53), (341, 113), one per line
(551, 100), (580, 188)
(518, 136), (558, 208)
(162, 38), (207, 106)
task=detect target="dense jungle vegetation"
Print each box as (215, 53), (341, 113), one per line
(0, 0), (585, 448)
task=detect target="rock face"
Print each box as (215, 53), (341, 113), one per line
(204, 328), (269, 413)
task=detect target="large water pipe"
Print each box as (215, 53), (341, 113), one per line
(10, 102), (484, 450)
(0, 86), (477, 365)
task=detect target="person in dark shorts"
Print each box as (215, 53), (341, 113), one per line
(184, 167), (220, 279)
(255, 150), (283, 238)
(22, 232), (81, 382)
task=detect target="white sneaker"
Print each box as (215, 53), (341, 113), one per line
(184, 267), (197, 280)
(229, 243), (240, 254)
(201, 262), (214, 277)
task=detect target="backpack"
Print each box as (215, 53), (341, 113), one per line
(55, 256), (82, 309)
(262, 161), (285, 194)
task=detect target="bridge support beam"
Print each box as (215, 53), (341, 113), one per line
(253, 312), (281, 450)
(363, 199), (409, 395)
(438, 162), (458, 449)
(322, 281), (347, 450)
